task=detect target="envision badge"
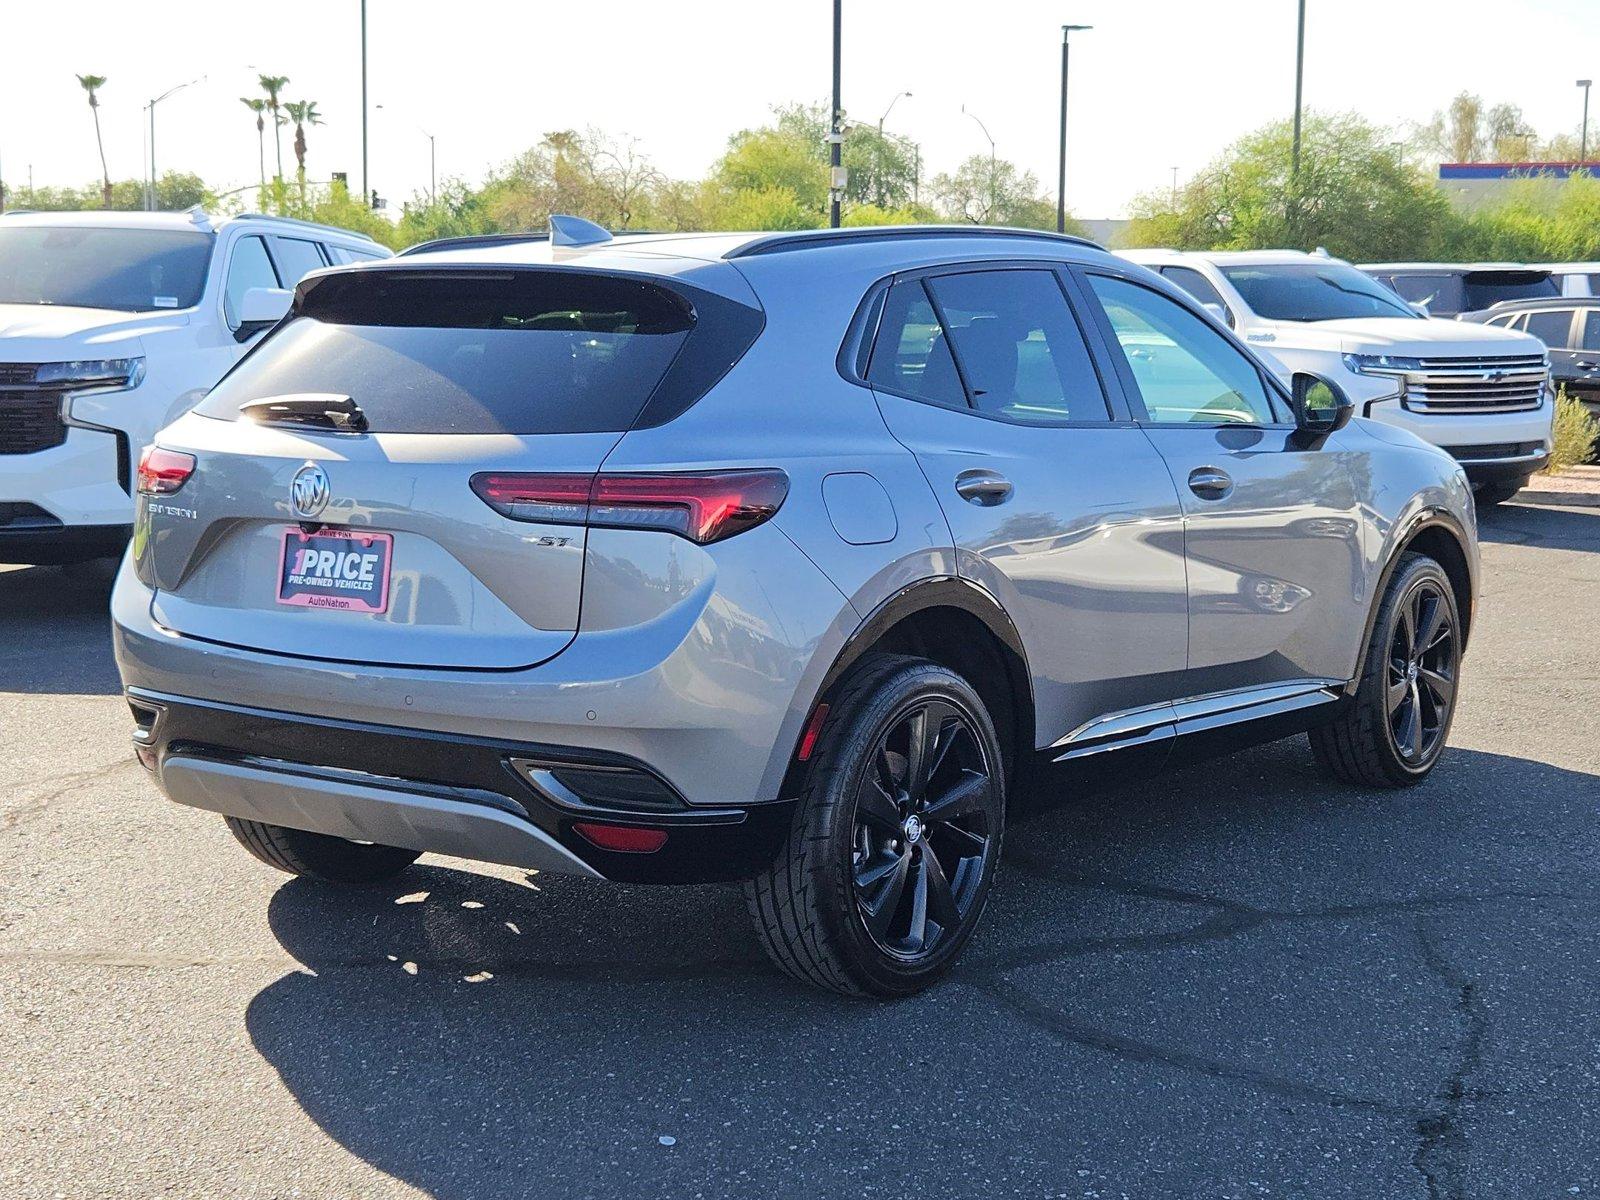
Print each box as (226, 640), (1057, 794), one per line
(290, 463), (331, 520)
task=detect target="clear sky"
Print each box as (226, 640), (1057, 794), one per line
(2, 0), (1596, 219)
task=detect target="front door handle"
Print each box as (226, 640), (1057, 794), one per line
(1187, 466), (1233, 500)
(954, 469), (1014, 506)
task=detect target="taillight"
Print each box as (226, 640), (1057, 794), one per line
(136, 446), (196, 495)
(470, 469), (788, 545)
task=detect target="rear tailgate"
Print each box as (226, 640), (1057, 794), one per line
(135, 265), (742, 670)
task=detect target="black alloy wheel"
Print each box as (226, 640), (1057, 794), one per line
(851, 697), (996, 960)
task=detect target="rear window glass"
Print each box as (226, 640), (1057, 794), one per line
(198, 270), (694, 434)
(1382, 274), (1464, 313)
(1463, 272), (1559, 310)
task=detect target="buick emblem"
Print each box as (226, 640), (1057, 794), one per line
(290, 463), (331, 520)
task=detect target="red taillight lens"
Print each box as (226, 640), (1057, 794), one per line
(136, 446), (196, 495)
(470, 469), (788, 545)
(571, 822), (669, 853)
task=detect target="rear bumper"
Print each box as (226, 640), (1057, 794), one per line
(130, 688), (795, 884)
(0, 520), (130, 565)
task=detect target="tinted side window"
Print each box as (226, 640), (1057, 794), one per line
(327, 245), (387, 265)
(1524, 309), (1575, 349)
(272, 237), (328, 286)
(1160, 266), (1231, 321)
(223, 235), (281, 329)
(866, 279), (966, 407)
(1387, 273), (1465, 313)
(925, 269), (1110, 424)
(1582, 311), (1600, 351)
(1086, 273), (1281, 426)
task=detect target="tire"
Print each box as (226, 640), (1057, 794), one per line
(1309, 552), (1462, 788)
(1474, 477), (1527, 507)
(224, 817), (420, 885)
(744, 655), (1006, 998)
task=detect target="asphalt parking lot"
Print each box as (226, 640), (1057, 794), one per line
(2, 499), (1597, 1200)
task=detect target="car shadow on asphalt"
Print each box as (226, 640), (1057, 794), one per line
(245, 740), (1600, 1198)
(1478, 500), (1600, 551)
(0, 563), (122, 696)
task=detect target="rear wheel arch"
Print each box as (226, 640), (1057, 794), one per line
(779, 579), (1035, 800)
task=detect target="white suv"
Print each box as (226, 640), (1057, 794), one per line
(1122, 249), (1554, 504)
(0, 209), (390, 563)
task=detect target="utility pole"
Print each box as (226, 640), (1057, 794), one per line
(829, 0), (843, 228)
(1291, 0), (1307, 176)
(361, 0), (370, 206)
(1579, 79), (1593, 163)
(1058, 24), (1092, 233)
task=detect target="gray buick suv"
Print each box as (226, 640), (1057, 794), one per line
(113, 219), (1478, 997)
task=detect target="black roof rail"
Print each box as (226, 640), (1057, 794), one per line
(397, 231), (550, 257)
(397, 227), (682, 257)
(724, 224), (1104, 260)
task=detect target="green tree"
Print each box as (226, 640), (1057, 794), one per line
(258, 75), (289, 184)
(930, 153), (1060, 229)
(240, 98), (268, 199)
(1124, 112), (1455, 260)
(76, 74), (111, 208)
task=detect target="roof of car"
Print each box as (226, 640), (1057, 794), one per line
(0, 206), (380, 244)
(1532, 262), (1600, 272)
(1360, 262), (1552, 274)
(1121, 248), (1347, 267)
(1472, 296), (1600, 313)
(397, 224), (1103, 266)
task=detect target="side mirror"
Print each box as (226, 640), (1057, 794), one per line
(1201, 301), (1233, 328)
(1290, 371), (1355, 441)
(1409, 300), (1431, 317)
(234, 287), (293, 342)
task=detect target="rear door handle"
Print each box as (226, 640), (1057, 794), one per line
(954, 469), (1014, 506)
(1187, 467), (1233, 500)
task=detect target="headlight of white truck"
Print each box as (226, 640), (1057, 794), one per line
(34, 357), (146, 389)
(1340, 353), (1425, 376)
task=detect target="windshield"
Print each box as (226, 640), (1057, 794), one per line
(0, 226), (213, 312)
(1221, 263), (1417, 322)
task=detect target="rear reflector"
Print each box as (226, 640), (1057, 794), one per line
(136, 446), (196, 495)
(796, 702), (830, 762)
(571, 822), (669, 853)
(470, 469), (788, 545)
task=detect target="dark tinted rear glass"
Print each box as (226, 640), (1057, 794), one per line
(1463, 271), (1559, 310)
(198, 270), (694, 434)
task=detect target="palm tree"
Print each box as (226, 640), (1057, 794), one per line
(284, 99), (324, 201)
(76, 74), (112, 208)
(240, 97), (268, 197)
(257, 74), (289, 182)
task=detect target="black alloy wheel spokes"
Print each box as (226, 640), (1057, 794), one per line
(1386, 580), (1457, 764)
(851, 698), (994, 958)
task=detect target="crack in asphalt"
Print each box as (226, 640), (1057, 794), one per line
(0, 758), (137, 833)
(1411, 920), (1487, 1200)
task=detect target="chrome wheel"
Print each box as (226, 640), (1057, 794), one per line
(851, 698), (996, 960)
(1386, 579), (1457, 766)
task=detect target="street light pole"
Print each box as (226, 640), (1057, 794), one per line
(361, 0), (370, 206)
(144, 76), (204, 211)
(1579, 79), (1593, 163)
(1291, 0), (1307, 176)
(1058, 24), (1092, 234)
(829, 0), (843, 228)
(962, 105), (997, 221)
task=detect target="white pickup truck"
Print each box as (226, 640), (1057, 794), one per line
(1121, 249), (1554, 504)
(0, 208), (389, 564)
